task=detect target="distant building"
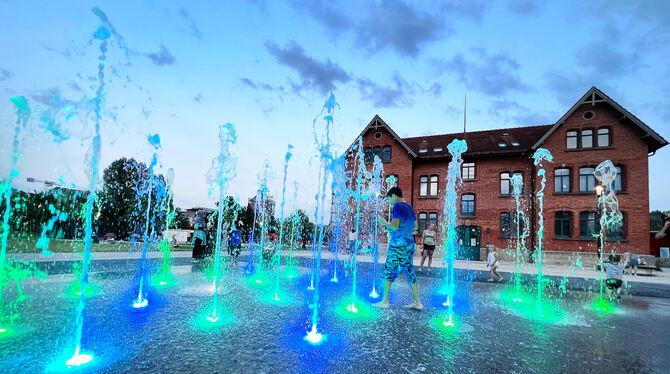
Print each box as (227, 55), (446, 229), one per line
(345, 87), (667, 257)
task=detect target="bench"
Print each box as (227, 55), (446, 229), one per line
(634, 265), (655, 276)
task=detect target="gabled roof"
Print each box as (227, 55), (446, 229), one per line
(403, 125), (553, 158)
(533, 86), (668, 152)
(349, 115), (417, 157)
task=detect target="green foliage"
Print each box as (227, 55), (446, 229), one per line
(173, 208), (192, 230)
(0, 187), (88, 239)
(96, 157), (171, 239)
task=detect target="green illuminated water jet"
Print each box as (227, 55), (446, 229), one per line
(0, 96), (30, 331)
(207, 124), (237, 322)
(532, 148), (553, 317)
(441, 139), (467, 325)
(273, 145), (293, 301)
(158, 168), (177, 287)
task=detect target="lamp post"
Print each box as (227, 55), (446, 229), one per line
(595, 184), (604, 260)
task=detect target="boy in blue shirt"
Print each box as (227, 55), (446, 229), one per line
(373, 187), (423, 310)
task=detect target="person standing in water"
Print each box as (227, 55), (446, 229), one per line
(419, 223), (437, 271)
(373, 187), (423, 310)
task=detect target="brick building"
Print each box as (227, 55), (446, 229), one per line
(346, 87), (667, 258)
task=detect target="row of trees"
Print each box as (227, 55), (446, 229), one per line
(2, 157), (317, 245)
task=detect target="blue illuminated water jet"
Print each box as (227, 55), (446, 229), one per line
(532, 148), (553, 317)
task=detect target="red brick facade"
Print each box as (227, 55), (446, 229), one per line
(346, 87), (667, 256)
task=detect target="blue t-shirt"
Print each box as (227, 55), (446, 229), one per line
(390, 202), (416, 245)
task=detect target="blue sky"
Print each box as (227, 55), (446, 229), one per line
(1, 0), (669, 215)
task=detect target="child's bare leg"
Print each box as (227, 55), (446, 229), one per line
(372, 280), (392, 308)
(428, 254), (433, 270)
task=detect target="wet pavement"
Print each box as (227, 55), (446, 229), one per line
(1, 259), (669, 373)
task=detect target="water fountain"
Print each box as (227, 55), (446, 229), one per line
(532, 148), (553, 318)
(253, 161), (272, 284)
(206, 124), (237, 323)
(133, 134), (162, 309)
(593, 160), (623, 312)
(66, 8), (116, 366)
(368, 156), (384, 298)
(285, 181), (299, 278)
(511, 174), (526, 303)
(304, 92), (339, 344)
(440, 139), (467, 328)
(272, 145), (294, 301)
(157, 168), (176, 287)
(0, 96), (30, 335)
(328, 156), (349, 283)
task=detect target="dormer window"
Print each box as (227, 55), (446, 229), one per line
(419, 149), (428, 153)
(498, 142), (507, 148)
(433, 147), (443, 152)
(511, 141), (520, 147)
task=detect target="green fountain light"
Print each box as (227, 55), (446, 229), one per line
(346, 303), (358, 314)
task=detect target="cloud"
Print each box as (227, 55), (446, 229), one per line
(148, 45), (176, 66)
(288, 0), (352, 37)
(355, 1), (449, 57)
(264, 40), (351, 94)
(179, 8), (203, 39)
(506, 0), (541, 15)
(543, 70), (623, 107)
(488, 99), (558, 125)
(440, 0), (489, 21)
(290, 0), (462, 57)
(434, 48), (529, 96)
(575, 41), (641, 78)
(356, 72), (416, 108)
(0, 68), (12, 81)
(240, 77), (284, 92)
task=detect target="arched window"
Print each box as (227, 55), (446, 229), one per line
(418, 212), (427, 232)
(555, 168), (570, 193)
(579, 211), (596, 239)
(429, 175), (438, 197)
(555, 211), (572, 238)
(428, 212), (438, 229)
(500, 212), (511, 238)
(579, 167), (595, 192)
(419, 176), (428, 197)
(461, 194), (475, 217)
(500, 172), (511, 195)
(382, 146), (392, 163)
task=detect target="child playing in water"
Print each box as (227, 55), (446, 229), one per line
(604, 254), (625, 301)
(487, 247), (503, 282)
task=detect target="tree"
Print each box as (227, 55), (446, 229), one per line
(96, 157), (171, 240)
(172, 208), (192, 230)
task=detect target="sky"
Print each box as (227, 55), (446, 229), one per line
(1, 0), (669, 216)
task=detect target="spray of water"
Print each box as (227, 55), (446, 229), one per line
(272, 145), (294, 301)
(206, 124), (237, 322)
(511, 174), (527, 303)
(532, 148), (553, 317)
(252, 161), (273, 283)
(158, 168), (176, 286)
(133, 135), (161, 309)
(0, 97), (30, 332)
(441, 139), (467, 327)
(368, 156), (384, 298)
(286, 181), (299, 278)
(594, 160), (623, 311)
(67, 8), (117, 366)
(304, 92), (339, 344)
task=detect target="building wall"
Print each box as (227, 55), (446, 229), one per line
(539, 102), (650, 254)
(350, 102), (655, 255)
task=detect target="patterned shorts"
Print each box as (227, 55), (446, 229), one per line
(383, 242), (417, 284)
